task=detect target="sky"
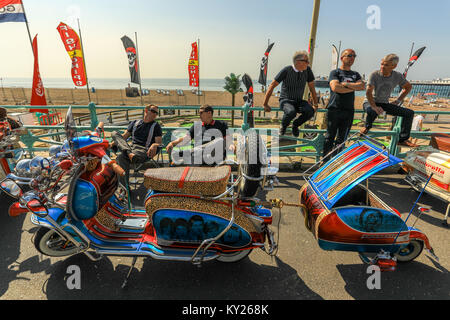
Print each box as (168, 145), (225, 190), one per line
(1, 0), (450, 82)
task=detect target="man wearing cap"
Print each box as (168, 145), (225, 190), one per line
(322, 49), (365, 161)
(263, 50), (319, 137)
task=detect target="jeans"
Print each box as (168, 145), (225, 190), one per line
(323, 108), (354, 159)
(363, 102), (414, 142)
(279, 99), (315, 129)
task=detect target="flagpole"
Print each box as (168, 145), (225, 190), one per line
(20, 0), (33, 52)
(135, 32), (144, 106)
(265, 38), (270, 93)
(77, 18), (92, 102)
(197, 38), (200, 105)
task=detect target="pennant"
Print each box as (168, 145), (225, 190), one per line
(331, 44), (338, 71)
(30, 35), (48, 113)
(0, 0), (26, 23)
(56, 22), (87, 87)
(188, 42), (199, 87)
(258, 42), (274, 86)
(121, 35), (140, 85)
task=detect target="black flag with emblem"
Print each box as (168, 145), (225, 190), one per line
(258, 42), (275, 86)
(121, 35), (140, 84)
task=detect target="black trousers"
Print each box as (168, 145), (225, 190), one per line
(323, 108), (354, 159)
(112, 131), (151, 187)
(363, 102), (414, 143)
(279, 99), (315, 129)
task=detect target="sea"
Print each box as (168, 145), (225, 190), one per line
(0, 77), (347, 95)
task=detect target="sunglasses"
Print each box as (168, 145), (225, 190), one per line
(296, 59), (309, 63)
(150, 109), (158, 114)
(343, 54), (357, 58)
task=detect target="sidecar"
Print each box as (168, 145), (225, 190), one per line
(299, 138), (436, 267)
(402, 133), (450, 225)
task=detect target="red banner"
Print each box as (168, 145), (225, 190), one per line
(188, 42), (199, 87)
(56, 22), (87, 87)
(30, 35), (48, 113)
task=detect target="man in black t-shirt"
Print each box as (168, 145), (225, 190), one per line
(112, 104), (163, 186)
(322, 49), (365, 160)
(166, 105), (234, 165)
(263, 50), (319, 136)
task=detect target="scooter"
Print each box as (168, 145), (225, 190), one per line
(402, 133), (450, 226)
(0, 107), (279, 286)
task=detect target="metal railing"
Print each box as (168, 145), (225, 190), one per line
(2, 102), (450, 161)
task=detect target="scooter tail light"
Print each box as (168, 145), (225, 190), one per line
(375, 258), (397, 272)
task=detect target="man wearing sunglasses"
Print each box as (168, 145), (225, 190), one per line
(322, 49), (365, 161)
(112, 104), (163, 186)
(263, 50), (319, 137)
(361, 54), (416, 147)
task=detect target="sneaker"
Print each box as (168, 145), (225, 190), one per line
(279, 125), (287, 136)
(398, 140), (418, 148)
(360, 127), (369, 135)
(292, 125), (300, 137)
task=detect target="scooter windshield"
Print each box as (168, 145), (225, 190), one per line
(64, 107), (79, 157)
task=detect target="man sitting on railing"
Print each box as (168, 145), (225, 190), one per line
(361, 54), (417, 147)
(111, 104), (162, 187)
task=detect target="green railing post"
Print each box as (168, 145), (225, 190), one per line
(241, 103), (250, 132)
(388, 117), (402, 155)
(88, 102), (99, 130)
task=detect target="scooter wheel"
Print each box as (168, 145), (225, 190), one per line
(217, 249), (252, 263)
(394, 240), (424, 262)
(238, 129), (265, 198)
(34, 227), (79, 257)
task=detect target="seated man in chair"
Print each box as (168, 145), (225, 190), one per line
(166, 104), (234, 166)
(112, 104), (162, 187)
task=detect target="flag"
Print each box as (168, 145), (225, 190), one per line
(0, 0), (26, 23)
(331, 44), (338, 71)
(121, 35), (140, 85)
(258, 42), (274, 86)
(403, 46), (426, 78)
(188, 42), (199, 87)
(30, 35), (48, 113)
(56, 22), (87, 87)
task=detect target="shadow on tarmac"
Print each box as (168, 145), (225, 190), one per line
(337, 259), (449, 300)
(43, 254), (323, 300)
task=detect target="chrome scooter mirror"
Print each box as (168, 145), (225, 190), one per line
(20, 191), (48, 218)
(0, 179), (23, 199)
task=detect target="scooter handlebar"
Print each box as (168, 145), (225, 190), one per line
(108, 160), (125, 176)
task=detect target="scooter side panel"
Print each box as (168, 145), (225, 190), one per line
(153, 209), (252, 248)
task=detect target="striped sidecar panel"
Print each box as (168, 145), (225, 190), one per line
(309, 141), (402, 209)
